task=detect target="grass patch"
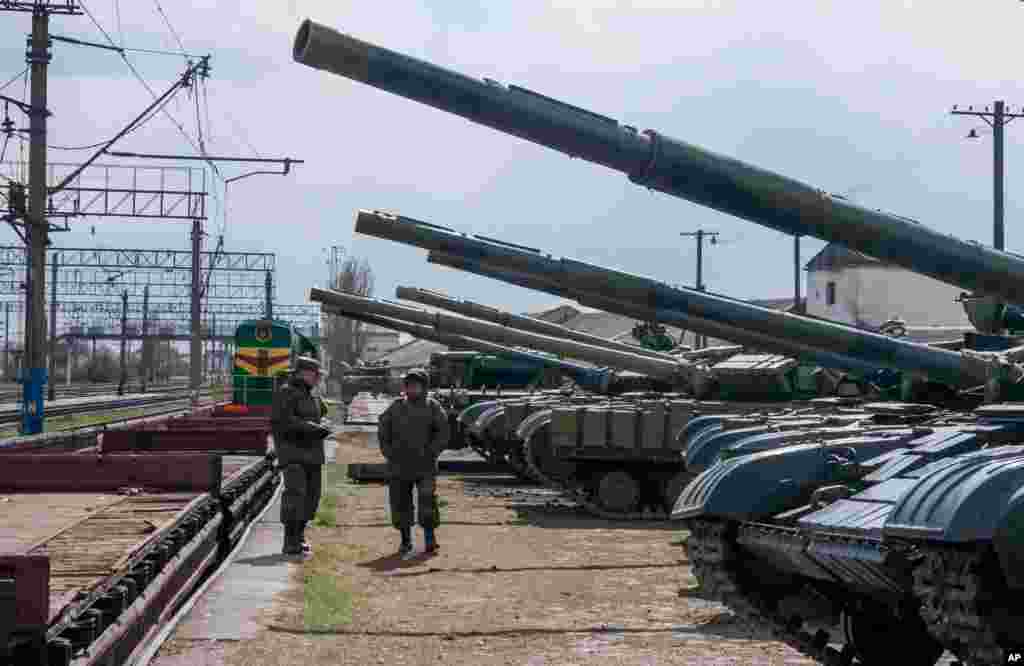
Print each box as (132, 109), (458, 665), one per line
(301, 544), (357, 630)
(670, 532), (690, 546)
(312, 463), (358, 528)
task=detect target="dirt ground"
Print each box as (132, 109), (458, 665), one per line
(158, 430), (818, 665)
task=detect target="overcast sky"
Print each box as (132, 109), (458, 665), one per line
(3, 1), (1023, 322)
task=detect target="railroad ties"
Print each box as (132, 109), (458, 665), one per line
(0, 403), (280, 666)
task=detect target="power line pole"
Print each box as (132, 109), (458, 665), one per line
(190, 217), (203, 404)
(679, 229), (719, 348)
(4, 302), (9, 381)
(117, 289), (127, 396)
(0, 2), (82, 433)
(140, 284), (149, 393)
(793, 235), (803, 314)
(265, 270), (273, 319)
(46, 251), (57, 401)
(951, 100), (1024, 251)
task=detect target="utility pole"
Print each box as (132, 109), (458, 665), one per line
(793, 235), (803, 314)
(951, 100), (1024, 251)
(117, 290), (127, 396)
(265, 270), (273, 319)
(4, 302), (9, 381)
(46, 251), (57, 401)
(0, 2), (82, 433)
(140, 284), (149, 393)
(679, 229), (720, 349)
(190, 218), (203, 404)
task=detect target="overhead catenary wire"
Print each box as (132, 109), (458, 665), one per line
(113, 0), (124, 48)
(151, 0), (187, 58)
(0, 68), (28, 94)
(78, 0), (222, 181)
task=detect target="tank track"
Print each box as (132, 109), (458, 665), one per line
(520, 432), (684, 521)
(687, 519), (1024, 665)
(913, 547), (1016, 665)
(684, 519), (864, 665)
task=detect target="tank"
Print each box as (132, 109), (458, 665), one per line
(323, 302), (607, 458)
(296, 23), (1024, 659)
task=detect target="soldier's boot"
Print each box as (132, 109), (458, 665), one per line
(282, 522), (304, 557)
(424, 527), (439, 554)
(299, 521), (312, 554)
(398, 527), (413, 558)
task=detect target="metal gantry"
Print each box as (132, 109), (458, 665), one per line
(4, 162), (209, 225)
(0, 245), (273, 271)
(0, 247), (275, 299)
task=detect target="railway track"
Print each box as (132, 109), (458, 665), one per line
(0, 382), (195, 404)
(0, 389), (220, 427)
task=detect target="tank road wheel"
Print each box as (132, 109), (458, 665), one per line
(843, 604), (943, 666)
(596, 471), (640, 514)
(662, 471), (694, 513)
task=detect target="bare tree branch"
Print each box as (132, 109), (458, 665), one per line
(324, 255), (376, 369)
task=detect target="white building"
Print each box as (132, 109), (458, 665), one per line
(805, 243), (972, 334)
(360, 325), (402, 361)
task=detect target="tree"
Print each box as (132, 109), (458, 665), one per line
(323, 255), (375, 369)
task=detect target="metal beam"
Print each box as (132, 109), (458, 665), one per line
(3, 161), (208, 222)
(0, 245), (272, 271)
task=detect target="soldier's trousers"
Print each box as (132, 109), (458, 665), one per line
(281, 463), (323, 523)
(388, 476), (440, 530)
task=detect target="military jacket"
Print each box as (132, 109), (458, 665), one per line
(377, 395), (449, 479)
(271, 377), (327, 466)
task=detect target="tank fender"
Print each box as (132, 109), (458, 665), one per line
(672, 443), (832, 521)
(473, 405), (507, 439)
(672, 436), (917, 521)
(685, 425), (774, 472)
(885, 455), (1024, 547)
(680, 422), (723, 459)
(994, 488), (1024, 589)
(458, 400), (500, 428)
(515, 408), (553, 442)
(677, 415), (725, 450)
(725, 430), (819, 457)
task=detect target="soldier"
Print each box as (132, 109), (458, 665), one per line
(271, 355), (332, 557)
(378, 368), (450, 558)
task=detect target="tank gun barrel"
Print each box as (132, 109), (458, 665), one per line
(320, 305), (614, 391)
(357, 209), (990, 387)
(395, 286), (680, 362)
(427, 249), (907, 376)
(293, 19), (1024, 303)
(312, 288), (708, 391)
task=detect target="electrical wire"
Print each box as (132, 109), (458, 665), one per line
(113, 0), (124, 48)
(0, 68), (28, 94)
(151, 0), (188, 58)
(78, 0), (221, 180)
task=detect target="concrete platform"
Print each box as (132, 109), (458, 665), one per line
(147, 442), (339, 665)
(160, 493), (292, 645)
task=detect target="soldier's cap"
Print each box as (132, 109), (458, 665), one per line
(293, 356), (322, 373)
(403, 368), (429, 384)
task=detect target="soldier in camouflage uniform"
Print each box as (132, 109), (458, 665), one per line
(271, 356), (331, 557)
(378, 368), (449, 558)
